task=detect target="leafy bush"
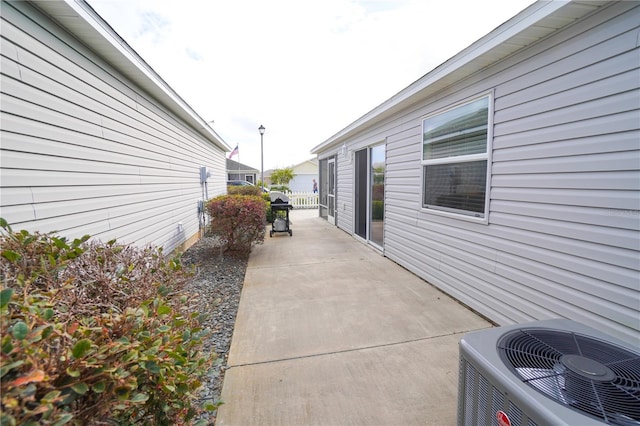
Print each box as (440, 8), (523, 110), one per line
(0, 219), (215, 425)
(207, 195), (267, 253)
(269, 185), (290, 193)
(372, 183), (384, 200)
(372, 200), (384, 221)
(263, 193), (275, 223)
(227, 185), (262, 197)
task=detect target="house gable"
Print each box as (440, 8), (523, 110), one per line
(293, 159), (319, 175)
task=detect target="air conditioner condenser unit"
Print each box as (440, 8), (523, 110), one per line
(458, 319), (640, 426)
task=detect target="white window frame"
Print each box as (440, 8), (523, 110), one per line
(420, 93), (493, 224)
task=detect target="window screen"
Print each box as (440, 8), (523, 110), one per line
(422, 96), (490, 218)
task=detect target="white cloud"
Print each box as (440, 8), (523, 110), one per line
(89, 0), (534, 171)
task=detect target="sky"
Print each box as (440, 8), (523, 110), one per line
(88, 0), (534, 172)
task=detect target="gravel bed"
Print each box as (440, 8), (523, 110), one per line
(180, 235), (248, 425)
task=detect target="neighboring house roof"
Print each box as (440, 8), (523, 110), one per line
(227, 159), (258, 174)
(31, 0), (230, 153)
(311, 0), (608, 154)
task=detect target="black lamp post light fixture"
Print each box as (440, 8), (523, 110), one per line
(259, 124), (265, 192)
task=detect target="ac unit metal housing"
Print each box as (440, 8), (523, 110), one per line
(458, 319), (640, 426)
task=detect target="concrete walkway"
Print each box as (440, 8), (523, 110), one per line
(216, 209), (492, 426)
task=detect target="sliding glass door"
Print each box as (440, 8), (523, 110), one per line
(354, 144), (385, 248)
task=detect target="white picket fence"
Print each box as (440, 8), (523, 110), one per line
(284, 191), (319, 209)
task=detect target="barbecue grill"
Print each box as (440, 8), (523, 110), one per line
(269, 192), (293, 237)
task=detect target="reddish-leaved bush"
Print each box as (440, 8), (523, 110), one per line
(207, 195), (267, 254)
(227, 185), (262, 197)
(0, 218), (217, 426)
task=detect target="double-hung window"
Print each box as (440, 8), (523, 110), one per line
(422, 95), (491, 219)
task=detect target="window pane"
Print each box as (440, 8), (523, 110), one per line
(423, 97), (488, 160)
(423, 160), (487, 216)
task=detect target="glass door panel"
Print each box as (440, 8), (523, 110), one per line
(355, 149), (367, 239)
(327, 158), (336, 225)
(354, 144), (385, 247)
(370, 144), (385, 247)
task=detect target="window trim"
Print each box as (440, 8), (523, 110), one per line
(420, 92), (493, 224)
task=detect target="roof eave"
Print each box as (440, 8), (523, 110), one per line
(30, 0), (231, 152)
(311, 0), (606, 154)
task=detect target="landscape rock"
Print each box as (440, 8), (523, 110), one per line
(180, 235), (248, 425)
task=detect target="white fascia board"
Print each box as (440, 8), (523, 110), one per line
(310, 0), (583, 154)
(31, 0), (231, 152)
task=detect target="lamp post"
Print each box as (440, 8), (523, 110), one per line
(259, 125), (265, 192)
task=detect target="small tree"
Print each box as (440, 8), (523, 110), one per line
(270, 167), (294, 187)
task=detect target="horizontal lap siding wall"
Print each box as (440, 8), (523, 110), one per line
(358, 3), (639, 341)
(0, 2), (226, 252)
(336, 153), (353, 233)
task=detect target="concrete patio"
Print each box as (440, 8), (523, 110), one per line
(216, 209), (493, 425)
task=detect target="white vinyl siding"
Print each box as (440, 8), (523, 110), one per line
(0, 2), (227, 252)
(335, 152), (353, 234)
(316, 2), (640, 342)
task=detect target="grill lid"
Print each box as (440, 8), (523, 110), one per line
(270, 191), (289, 203)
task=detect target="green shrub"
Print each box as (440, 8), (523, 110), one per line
(269, 185), (289, 193)
(0, 219), (215, 425)
(262, 193), (274, 223)
(372, 183), (384, 200)
(207, 195), (267, 253)
(227, 185), (262, 197)
(372, 200), (384, 221)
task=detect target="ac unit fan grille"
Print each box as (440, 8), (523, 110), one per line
(498, 328), (640, 425)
